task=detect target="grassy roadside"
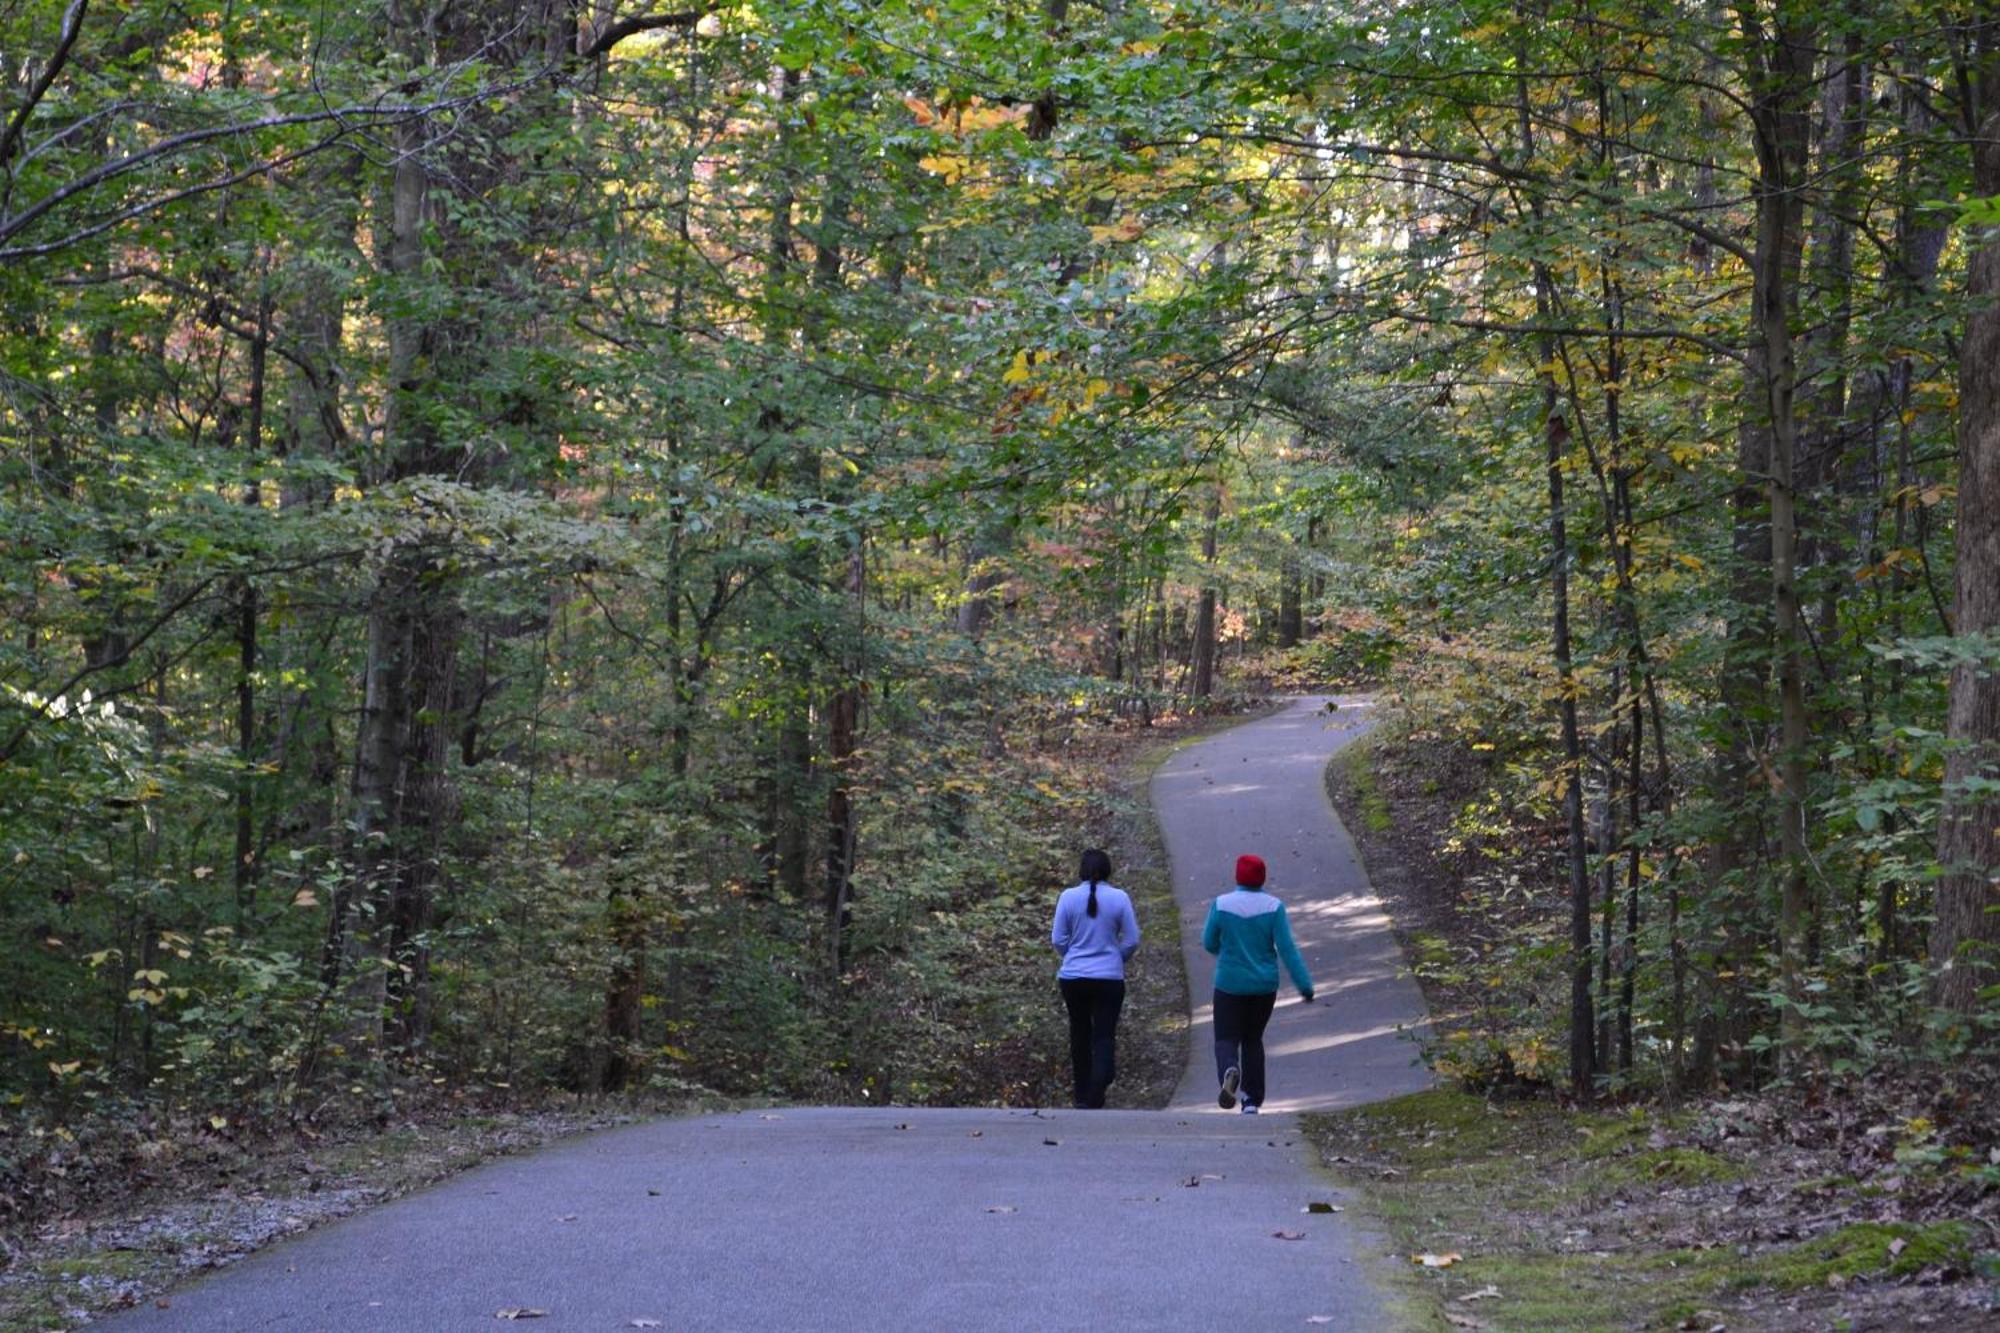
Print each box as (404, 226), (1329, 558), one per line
(1303, 1090), (1985, 1332)
(1311, 731), (2000, 1333)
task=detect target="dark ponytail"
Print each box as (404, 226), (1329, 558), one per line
(1079, 848), (1112, 918)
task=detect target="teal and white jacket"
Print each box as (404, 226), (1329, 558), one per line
(1202, 887), (1314, 999)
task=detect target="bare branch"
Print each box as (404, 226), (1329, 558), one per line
(0, 0), (89, 178)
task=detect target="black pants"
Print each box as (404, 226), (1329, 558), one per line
(1213, 988), (1278, 1107)
(1059, 978), (1125, 1109)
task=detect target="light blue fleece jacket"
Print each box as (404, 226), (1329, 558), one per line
(1051, 881), (1141, 980)
(1202, 887), (1313, 998)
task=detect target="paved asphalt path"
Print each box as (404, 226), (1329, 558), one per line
(104, 1109), (1385, 1331)
(105, 696), (1426, 1332)
(1158, 696), (1433, 1113)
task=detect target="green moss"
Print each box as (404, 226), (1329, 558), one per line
(1584, 1147), (1744, 1196)
(1323, 1088), (1547, 1166)
(32, 1251), (147, 1281)
(1341, 739), (1395, 833)
(1679, 1221), (1975, 1291)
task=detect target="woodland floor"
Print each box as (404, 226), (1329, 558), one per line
(1320, 727), (2000, 1332)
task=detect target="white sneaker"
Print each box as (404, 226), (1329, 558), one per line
(1219, 1067), (1240, 1110)
(1240, 1103), (1259, 1115)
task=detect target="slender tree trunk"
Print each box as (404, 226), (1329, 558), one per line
(1192, 485), (1220, 699)
(233, 289), (270, 926)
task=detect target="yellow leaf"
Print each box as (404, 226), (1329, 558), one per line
(1414, 1252), (1464, 1268)
(1001, 350), (1032, 385)
(1082, 378), (1112, 409)
(958, 103), (1028, 132)
(918, 154), (967, 184)
(1674, 553), (1704, 571)
(1088, 217), (1146, 243)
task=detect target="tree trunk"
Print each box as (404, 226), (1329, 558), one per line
(1933, 38), (2000, 1011)
(1192, 486), (1220, 699)
(1742, 1), (1818, 1053)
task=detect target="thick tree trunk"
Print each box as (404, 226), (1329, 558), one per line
(1743, 4), (1817, 1052)
(1933, 61), (2000, 1011)
(1277, 545), (1303, 650)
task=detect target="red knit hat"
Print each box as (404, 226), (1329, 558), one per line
(1235, 854), (1267, 888)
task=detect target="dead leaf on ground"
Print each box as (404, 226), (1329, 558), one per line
(894, 1123), (911, 1130)
(967, 1130), (983, 1138)
(1042, 1137), (1060, 1146)
(553, 1213), (577, 1222)
(1271, 1229), (1306, 1241)
(1412, 1252), (1463, 1268)
(1458, 1284), (1501, 1301)
(495, 1310), (548, 1321)
(985, 1205), (1017, 1214)
(627, 1321), (663, 1329)
(1306, 1318), (1336, 1325)
(1302, 1201), (1342, 1213)
(1444, 1315), (1486, 1330)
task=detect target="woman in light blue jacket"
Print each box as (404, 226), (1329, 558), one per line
(1050, 848), (1141, 1109)
(1202, 853), (1313, 1113)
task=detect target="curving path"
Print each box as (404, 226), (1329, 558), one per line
(1157, 695), (1433, 1113)
(103, 696), (1427, 1332)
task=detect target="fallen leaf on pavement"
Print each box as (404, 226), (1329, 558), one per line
(495, 1310), (548, 1321)
(553, 1214), (577, 1222)
(628, 1321), (663, 1329)
(1306, 1318), (1335, 1325)
(967, 1130), (983, 1138)
(985, 1205), (1017, 1213)
(1042, 1137), (1060, 1146)
(1412, 1252), (1463, 1268)
(1444, 1314), (1486, 1330)
(1302, 1202), (1342, 1213)
(1458, 1285), (1501, 1301)
(1271, 1230), (1306, 1241)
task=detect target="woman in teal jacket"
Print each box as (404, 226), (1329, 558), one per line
(1201, 853), (1313, 1113)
